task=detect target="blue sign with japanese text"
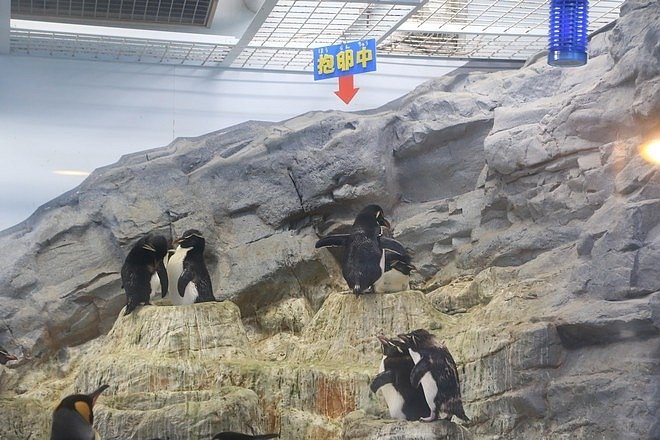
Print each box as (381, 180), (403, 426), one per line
(313, 39), (377, 81)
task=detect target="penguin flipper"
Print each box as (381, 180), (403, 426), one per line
(156, 261), (168, 298)
(384, 250), (416, 274)
(315, 234), (349, 248)
(380, 237), (410, 257)
(177, 268), (194, 298)
(410, 357), (433, 388)
(370, 370), (394, 393)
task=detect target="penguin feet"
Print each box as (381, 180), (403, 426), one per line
(420, 413), (438, 422)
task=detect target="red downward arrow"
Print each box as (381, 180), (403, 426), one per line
(335, 75), (359, 104)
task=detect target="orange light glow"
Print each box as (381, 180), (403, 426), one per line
(640, 139), (660, 165)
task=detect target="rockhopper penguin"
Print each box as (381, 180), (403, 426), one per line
(398, 329), (469, 423)
(315, 205), (412, 294)
(50, 384), (109, 440)
(370, 335), (430, 421)
(166, 229), (215, 305)
(121, 234), (169, 315)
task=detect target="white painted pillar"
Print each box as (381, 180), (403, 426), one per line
(0, 0), (9, 54)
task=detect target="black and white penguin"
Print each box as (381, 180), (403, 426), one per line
(370, 335), (429, 421)
(166, 229), (215, 305)
(50, 384), (109, 440)
(0, 347), (17, 365)
(121, 234), (169, 315)
(315, 205), (412, 294)
(212, 433), (279, 440)
(373, 237), (416, 293)
(398, 329), (469, 423)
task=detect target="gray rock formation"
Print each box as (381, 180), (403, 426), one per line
(0, 1), (658, 439)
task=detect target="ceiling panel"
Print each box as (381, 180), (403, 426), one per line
(10, 0), (219, 27)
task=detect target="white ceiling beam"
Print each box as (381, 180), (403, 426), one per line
(10, 19), (238, 45)
(220, 0), (277, 67)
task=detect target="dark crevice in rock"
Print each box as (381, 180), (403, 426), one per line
(61, 272), (120, 300)
(556, 319), (659, 349)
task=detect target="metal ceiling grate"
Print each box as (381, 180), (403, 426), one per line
(10, 0), (219, 27)
(246, 1), (419, 48)
(379, 0), (623, 60)
(9, 0), (625, 69)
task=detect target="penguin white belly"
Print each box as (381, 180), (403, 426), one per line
(378, 357), (406, 420)
(166, 246), (191, 306)
(373, 270), (410, 293)
(149, 273), (160, 300)
(420, 371), (438, 413)
(180, 281), (199, 305)
(409, 349), (438, 413)
(381, 383), (406, 419)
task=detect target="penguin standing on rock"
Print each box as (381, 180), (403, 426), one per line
(0, 347), (17, 365)
(166, 229), (215, 305)
(398, 329), (469, 423)
(315, 205), (412, 294)
(212, 433), (279, 440)
(121, 234), (169, 315)
(370, 335), (429, 421)
(50, 384), (109, 440)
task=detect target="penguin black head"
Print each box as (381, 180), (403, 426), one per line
(147, 234), (170, 260)
(0, 347), (17, 365)
(376, 335), (407, 357)
(54, 384), (109, 426)
(397, 329), (437, 349)
(355, 205), (391, 230)
(175, 229), (205, 251)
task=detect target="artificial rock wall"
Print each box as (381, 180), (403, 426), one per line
(0, 1), (658, 439)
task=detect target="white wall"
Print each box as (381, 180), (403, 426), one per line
(0, 54), (467, 230)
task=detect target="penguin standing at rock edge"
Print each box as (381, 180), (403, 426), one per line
(370, 335), (429, 421)
(50, 384), (109, 440)
(166, 229), (215, 305)
(398, 329), (469, 423)
(121, 234), (169, 315)
(315, 205), (411, 294)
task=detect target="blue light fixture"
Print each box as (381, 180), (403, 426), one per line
(548, 0), (589, 67)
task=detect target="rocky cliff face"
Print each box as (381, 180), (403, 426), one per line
(0, 1), (658, 439)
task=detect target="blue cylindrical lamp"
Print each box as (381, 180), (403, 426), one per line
(548, 0), (589, 67)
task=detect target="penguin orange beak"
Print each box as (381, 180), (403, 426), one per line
(90, 384), (109, 406)
(376, 334), (389, 345)
(4, 353), (17, 361)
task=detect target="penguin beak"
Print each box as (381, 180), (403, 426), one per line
(376, 334), (390, 345)
(90, 384), (109, 406)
